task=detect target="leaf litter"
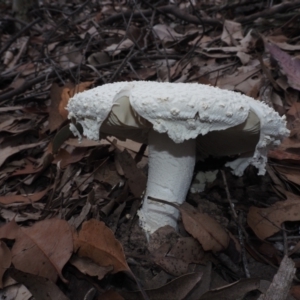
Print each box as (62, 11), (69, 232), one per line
(1, 0), (300, 299)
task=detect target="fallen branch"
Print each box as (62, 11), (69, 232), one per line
(0, 54), (182, 103)
(258, 256), (295, 300)
(0, 18), (41, 57)
(99, 5), (222, 27)
(236, 1), (300, 24)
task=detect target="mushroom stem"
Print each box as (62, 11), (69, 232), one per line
(138, 130), (196, 234)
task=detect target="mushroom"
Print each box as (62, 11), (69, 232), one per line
(67, 81), (289, 234)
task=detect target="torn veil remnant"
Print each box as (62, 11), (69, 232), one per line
(67, 81), (289, 235)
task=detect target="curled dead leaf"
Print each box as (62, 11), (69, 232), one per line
(11, 219), (73, 283)
(69, 255), (113, 280)
(49, 81), (94, 132)
(180, 202), (230, 252)
(266, 42), (300, 91)
(0, 241), (11, 288)
(73, 219), (130, 273)
(248, 199), (300, 240)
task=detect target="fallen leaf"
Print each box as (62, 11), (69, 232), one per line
(12, 219), (73, 282)
(200, 278), (268, 300)
(0, 241), (11, 288)
(52, 147), (87, 169)
(9, 160), (44, 177)
(120, 272), (203, 300)
(0, 283), (32, 300)
(87, 52), (110, 65)
(0, 188), (48, 205)
(221, 20), (243, 46)
(151, 243), (189, 276)
(0, 141), (46, 168)
(151, 237), (204, 276)
(73, 219), (130, 273)
(0, 219), (20, 240)
(290, 285), (300, 300)
(115, 149), (147, 198)
(0, 106), (24, 113)
(152, 24), (183, 45)
(180, 202), (230, 252)
(248, 199), (300, 240)
(100, 290), (125, 300)
(266, 42), (300, 91)
(9, 269), (69, 300)
(49, 81), (93, 131)
(0, 209), (42, 222)
(69, 255), (113, 280)
(104, 39), (134, 56)
(274, 165), (300, 186)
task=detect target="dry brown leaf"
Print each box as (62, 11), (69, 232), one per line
(9, 160), (44, 177)
(151, 243), (189, 276)
(290, 285), (300, 300)
(274, 165), (300, 186)
(268, 149), (300, 162)
(152, 237), (204, 276)
(152, 24), (183, 45)
(100, 290), (125, 300)
(73, 219), (130, 273)
(69, 255), (113, 280)
(115, 149), (147, 198)
(120, 272), (203, 300)
(104, 39), (134, 56)
(180, 202), (230, 252)
(0, 140), (46, 168)
(0, 209), (42, 222)
(266, 42), (300, 91)
(0, 283), (32, 300)
(200, 278), (268, 300)
(248, 199), (300, 240)
(49, 81), (93, 131)
(0, 241), (11, 288)
(9, 269), (69, 300)
(0, 188), (48, 205)
(52, 147), (87, 169)
(169, 237), (205, 264)
(0, 106), (24, 113)
(11, 219), (73, 282)
(0, 219), (21, 240)
(87, 52), (110, 65)
(221, 20), (243, 46)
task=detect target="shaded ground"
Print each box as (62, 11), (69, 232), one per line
(1, 0), (300, 299)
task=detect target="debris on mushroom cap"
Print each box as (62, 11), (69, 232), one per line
(67, 81), (289, 176)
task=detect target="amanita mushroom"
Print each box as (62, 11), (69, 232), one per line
(67, 81), (289, 234)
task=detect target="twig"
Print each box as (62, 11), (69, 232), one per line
(235, 0), (300, 24)
(99, 5), (221, 27)
(257, 256), (295, 300)
(221, 170), (250, 278)
(0, 17), (43, 34)
(0, 18), (41, 57)
(221, 170), (238, 220)
(108, 47), (139, 83)
(282, 223), (288, 257)
(0, 54), (182, 104)
(239, 212), (251, 278)
(207, 0), (262, 12)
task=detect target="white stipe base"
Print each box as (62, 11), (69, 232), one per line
(138, 130), (196, 234)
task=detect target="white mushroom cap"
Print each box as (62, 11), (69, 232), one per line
(67, 81), (289, 176)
